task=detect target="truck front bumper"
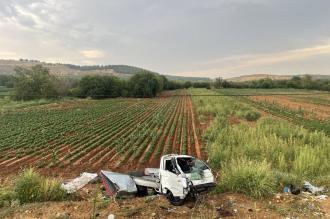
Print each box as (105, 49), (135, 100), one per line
(192, 182), (216, 192)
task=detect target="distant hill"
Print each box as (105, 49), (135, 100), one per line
(227, 74), (330, 82)
(227, 74), (291, 82)
(0, 59), (209, 81)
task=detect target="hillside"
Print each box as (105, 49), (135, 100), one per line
(228, 74), (330, 82)
(0, 59), (209, 81)
(227, 74), (292, 82)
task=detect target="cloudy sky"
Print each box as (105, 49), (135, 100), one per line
(0, 0), (330, 78)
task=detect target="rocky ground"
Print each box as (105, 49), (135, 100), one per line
(1, 180), (329, 219)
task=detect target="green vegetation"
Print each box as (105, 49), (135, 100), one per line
(213, 88), (323, 95)
(213, 88), (330, 135)
(15, 169), (66, 204)
(76, 75), (126, 98)
(3, 64), (213, 100)
(191, 88), (330, 198)
(0, 86), (13, 97)
(244, 110), (261, 121)
(217, 159), (276, 198)
(12, 65), (60, 100)
(0, 169), (66, 206)
(215, 75), (330, 91)
(0, 75), (13, 87)
(129, 72), (164, 97)
(0, 187), (15, 208)
(0, 98), (55, 112)
(243, 97), (330, 135)
(76, 71), (211, 98)
(0, 91), (196, 169)
(289, 95), (330, 106)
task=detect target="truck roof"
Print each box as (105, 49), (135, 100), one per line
(162, 154), (194, 159)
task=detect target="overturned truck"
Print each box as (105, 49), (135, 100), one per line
(100, 154), (216, 205)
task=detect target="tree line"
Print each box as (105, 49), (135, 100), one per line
(6, 65), (328, 101)
(5, 65), (211, 100)
(214, 75), (330, 91)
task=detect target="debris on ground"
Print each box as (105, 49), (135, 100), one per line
(107, 213), (115, 219)
(268, 189), (328, 217)
(303, 181), (325, 194)
(100, 170), (137, 196)
(61, 172), (98, 193)
(316, 195), (328, 201)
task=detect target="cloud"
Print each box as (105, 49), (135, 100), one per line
(1, 0), (330, 77)
(80, 50), (105, 59)
(0, 51), (18, 59)
(178, 42), (330, 78)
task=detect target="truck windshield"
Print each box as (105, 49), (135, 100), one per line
(176, 157), (209, 174)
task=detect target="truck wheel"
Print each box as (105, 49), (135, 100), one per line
(136, 185), (148, 196)
(167, 191), (185, 206)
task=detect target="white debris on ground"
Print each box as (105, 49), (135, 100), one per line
(303, 181), (325, 194)
(61, 172), (98, 193)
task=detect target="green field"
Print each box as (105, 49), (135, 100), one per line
(0, 91), (201, 175)
(190, 88), (330, 197)
(1, 88), (330, 198)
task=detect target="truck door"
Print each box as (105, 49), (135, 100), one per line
(160, 158), (184, 197)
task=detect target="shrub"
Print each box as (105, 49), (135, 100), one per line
(293, 146), (327, 179)
(15, 168), (66, 204)
(244, 111), (261, 121)
(217, 159), (276, 198)
(0, 187), (15, 208)
(273, 171), (301, 189)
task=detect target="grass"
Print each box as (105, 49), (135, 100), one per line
(190, 88), (330, 198)
(14, 168), (66, 204)
(0, 187), (16, 208)
(0, 97), (55, 112)
(216, 159), (276, 198)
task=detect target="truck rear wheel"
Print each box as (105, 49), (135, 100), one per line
(167, 191), (185, 206)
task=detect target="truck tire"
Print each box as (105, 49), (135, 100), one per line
(167, 191), (185, 206)
(136, 185), (148, 196)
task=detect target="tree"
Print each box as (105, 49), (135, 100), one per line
(129, 71), (161, 97)
(184, 81), (192, 89)
(214, 77), (224, 89)
(78, 75), (122, 99)
(0, 75), (14, 87)
(13, 65), (58, 100)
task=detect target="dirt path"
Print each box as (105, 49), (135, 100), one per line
(187, 95), (201, 159)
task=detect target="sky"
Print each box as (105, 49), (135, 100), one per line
(0, 0), (330, 78)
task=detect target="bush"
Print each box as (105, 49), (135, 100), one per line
(15, 168), (66, 204)
(244, 111), (261, 121)
(0, 187), (15, 208)
(273, 171), (301, 189)
(217, 159), (276, 198)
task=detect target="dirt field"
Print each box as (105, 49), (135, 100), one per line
(249, 95), (330, 120)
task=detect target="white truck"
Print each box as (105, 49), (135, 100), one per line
(132, 154), (216, 205)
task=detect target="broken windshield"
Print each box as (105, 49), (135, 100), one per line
(176, 157), (209, 174)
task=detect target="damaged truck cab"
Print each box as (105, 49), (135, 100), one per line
(134, 154), (216, 205)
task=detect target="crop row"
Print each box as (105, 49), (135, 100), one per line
(0, 91), (201, 173)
